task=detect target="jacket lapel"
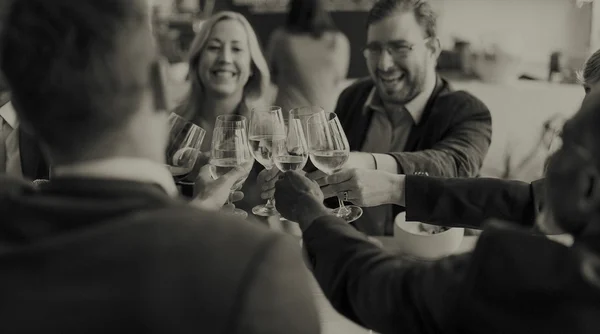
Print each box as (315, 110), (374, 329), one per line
(404, 76), (449, 152)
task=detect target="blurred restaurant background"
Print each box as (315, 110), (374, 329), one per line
(148, 0), (599, 185)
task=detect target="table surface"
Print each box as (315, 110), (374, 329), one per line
(261, 216), (478, 334)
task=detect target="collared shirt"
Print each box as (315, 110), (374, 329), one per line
(0, 101), (22, 176)
(53, 157), (179, 197)
(360, 71), (437, 173)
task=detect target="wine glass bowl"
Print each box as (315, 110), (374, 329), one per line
(166, 113), (206, 191)
(306, 111), (363, 223)
(273, 114), (309, 172)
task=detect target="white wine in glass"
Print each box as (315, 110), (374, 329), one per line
(210, 119), (253, 219)
(273, 117), (309, 172)
(307, 111), (363, 223)
(248, 106), (286, 216)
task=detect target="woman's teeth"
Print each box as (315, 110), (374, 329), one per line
(213, 71), (235, 78)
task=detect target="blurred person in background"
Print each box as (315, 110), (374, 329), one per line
(0, 1), (318, 333)
(260, 0), (492, 236)
(266, 0), (350, 114)
(274, 87), (600, 333)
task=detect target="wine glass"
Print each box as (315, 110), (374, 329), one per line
(248, 106), (286, 216)
(273, 114), (309, 172)
(166, 113), (206, 196)
(215, 114), (247, 129)
(289, 106), (325, 142)
(209, 122), (254, 219)
(306, 111), (363, 222)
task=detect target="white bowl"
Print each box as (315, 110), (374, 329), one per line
(393, 212), (464, 260)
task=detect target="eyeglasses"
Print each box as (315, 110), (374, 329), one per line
(362, 37), (431, 59)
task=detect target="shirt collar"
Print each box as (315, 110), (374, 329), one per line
(364, 71), (437, 125)
(52, 157), (179, 197)
(0, 101), (18, 129)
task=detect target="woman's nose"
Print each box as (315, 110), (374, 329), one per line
(218, 47), (233, 63)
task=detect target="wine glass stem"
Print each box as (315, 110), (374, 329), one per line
(227, 191), (234, 206)
(265, 197), (275, 209)
(336, 194), (349, 216)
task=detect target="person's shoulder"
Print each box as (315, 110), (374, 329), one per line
(339, 77), (373, 96)
(436, 80), (489, 114)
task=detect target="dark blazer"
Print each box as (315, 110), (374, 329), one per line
(303, 216), (600, 334)
(405, 176), (546, 229)
(333, 77), (492, 235)
(0, 176), (320, 334)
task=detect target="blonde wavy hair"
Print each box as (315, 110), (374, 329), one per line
(177, 11), (270, 119)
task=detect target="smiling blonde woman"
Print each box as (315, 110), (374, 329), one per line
(176, 11), (270, 152)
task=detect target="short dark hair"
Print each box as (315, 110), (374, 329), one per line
(581, 49), (600, 85)
(367, 0), (437, 38)
(0, 0), (156, 159)
(285, 0), (337, 38)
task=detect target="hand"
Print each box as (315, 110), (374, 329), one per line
(257, 167), (281, 200)
(191, 163), (249, 211)
(180, 151), (211, 183)
(274, 171), (330, 230)
(321, 169), (405, 207)
(305, 152), (377, 193)
(306, 169), (328, 187)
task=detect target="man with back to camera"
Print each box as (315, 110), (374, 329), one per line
(0, 1), (319, 333)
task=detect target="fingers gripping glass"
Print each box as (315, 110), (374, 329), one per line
(306, 111), (363, 223)
(248, 106), (286, 217)
(210, 115), (253, 219)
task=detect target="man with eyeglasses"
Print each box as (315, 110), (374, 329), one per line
(303, 0), (492, 236)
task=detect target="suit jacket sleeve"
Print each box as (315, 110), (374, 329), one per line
(304, 216), (470, 334)
(390, 92), (492, 177)
(405, 176), (545, 229)
(232, 234), (321, 334)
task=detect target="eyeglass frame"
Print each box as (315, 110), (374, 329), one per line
(362, 37), (433, 59)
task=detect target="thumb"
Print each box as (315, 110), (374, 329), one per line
(325, 169), (353, 185)
(196, 164), (214, 184)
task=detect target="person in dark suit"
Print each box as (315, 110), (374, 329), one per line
(0, 1), (319, 333)
(273, 91), (600, 333)
(260, 0), (492, 236)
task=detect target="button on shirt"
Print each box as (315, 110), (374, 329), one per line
(0, 101), (22, 176)
(360, 73), (436, 173)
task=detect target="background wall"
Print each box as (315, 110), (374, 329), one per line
(221, 0), (593, 78)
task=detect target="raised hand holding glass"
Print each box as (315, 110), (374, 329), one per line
(306, 111), (363, 223)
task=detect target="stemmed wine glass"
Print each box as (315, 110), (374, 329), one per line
(209, 115), (253, 218)
(289, 106), (325, 141)
(306, 111), (363, 222)
(272, 113), (309, 172)
(248, 106), (286, 216)
(166, 113), (206, 196)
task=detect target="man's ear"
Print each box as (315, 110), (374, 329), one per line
(427, 37), (442, 60)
